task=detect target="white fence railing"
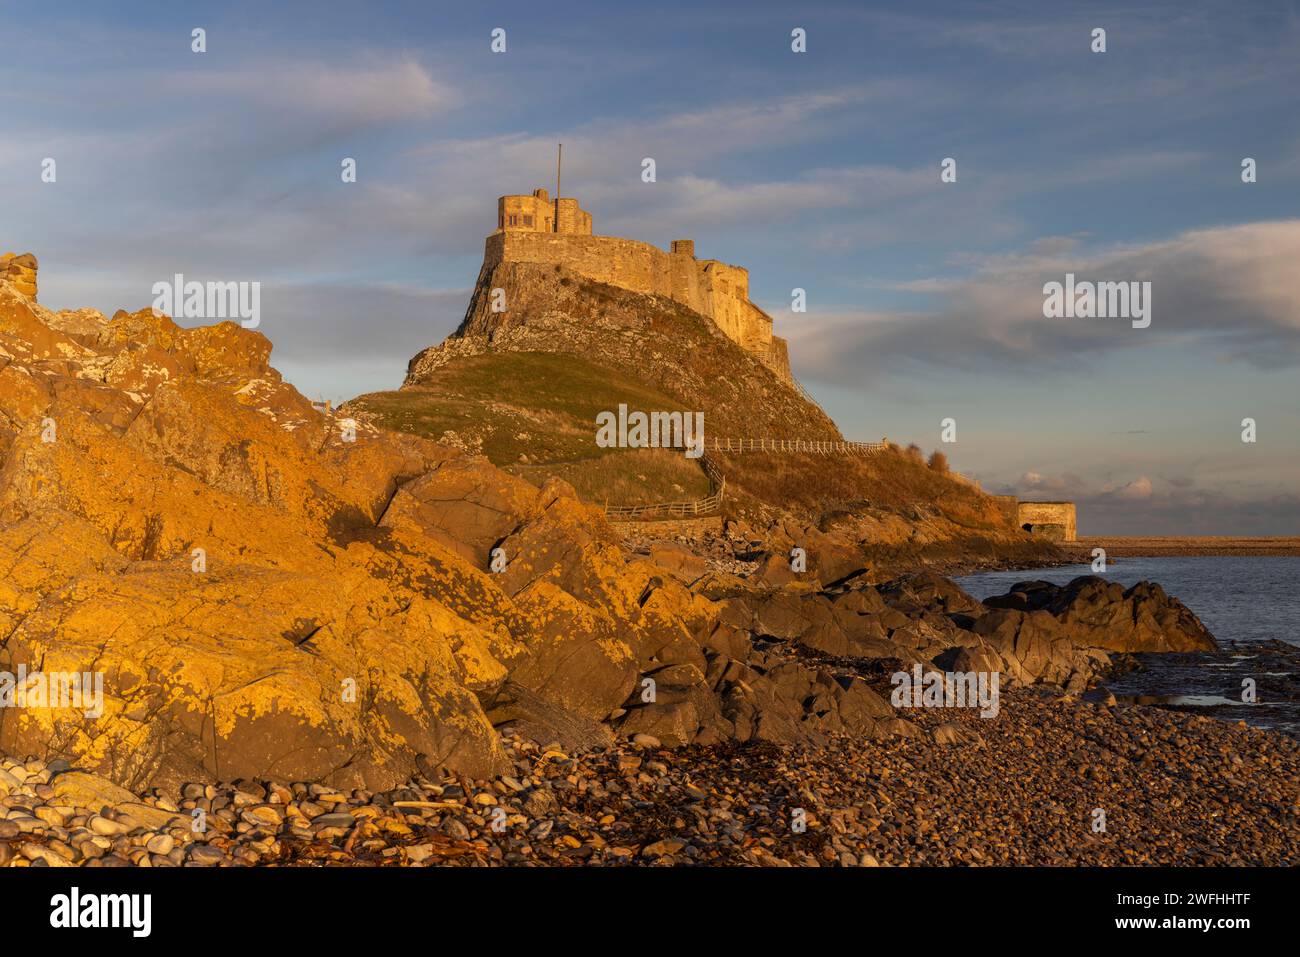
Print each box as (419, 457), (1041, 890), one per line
(705, 437), (888, 455)
(603, 437), (888, 520)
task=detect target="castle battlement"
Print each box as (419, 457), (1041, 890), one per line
(498, 188), (593, 236)
(488, 189), (789, 381)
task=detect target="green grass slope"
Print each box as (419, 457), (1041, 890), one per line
(349, 351), (712, 505)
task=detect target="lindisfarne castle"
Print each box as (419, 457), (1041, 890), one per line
(483, 186), (792, 382)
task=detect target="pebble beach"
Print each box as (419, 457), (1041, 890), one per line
(4, 687), (1296, 867)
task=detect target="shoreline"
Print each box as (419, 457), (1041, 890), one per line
(1063, 537), (1300, 558)
(3, 544), (1290, 867)
(4, 689), (1295, 866)
(950, 550), (1300, 739)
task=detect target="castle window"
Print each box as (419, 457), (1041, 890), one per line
(523, 215), (534, 227)
(508, 214), (518, 226)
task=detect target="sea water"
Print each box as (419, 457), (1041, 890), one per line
(955, 557), (1300, 733)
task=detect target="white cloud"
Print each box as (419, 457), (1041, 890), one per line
(1105, 476), (1154, 501)
(182, 57), (453, 125)
(787, 219), (1300, 384)
(990, 468), (1300, 535)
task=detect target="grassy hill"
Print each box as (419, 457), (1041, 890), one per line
(350, 351), (711, 505)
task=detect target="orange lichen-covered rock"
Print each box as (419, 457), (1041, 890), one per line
(0, 261), (904, 791)
(1, 252), (37, 299)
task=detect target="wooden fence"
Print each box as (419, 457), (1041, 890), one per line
(602, 480), (726, 520)
(604, 451), (726, 520)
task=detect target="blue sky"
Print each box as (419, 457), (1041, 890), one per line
(3, 0), (1298, 534)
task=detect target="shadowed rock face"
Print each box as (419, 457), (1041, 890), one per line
(0, 270), (900, 791)
(982, 577), (1218, 653)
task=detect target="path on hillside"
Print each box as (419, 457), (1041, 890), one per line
(602, 437), (888, 520)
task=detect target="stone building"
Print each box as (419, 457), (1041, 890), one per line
(1017, 502), (1077, 542)
(487, 189), (790, 380)
(497, 187), (594, 236)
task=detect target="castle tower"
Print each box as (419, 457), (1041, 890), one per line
(482, 187), (790, 383)
(497, 188), (591, 235)
(497, 188), (556, 233)
(554, 196), (592, 235)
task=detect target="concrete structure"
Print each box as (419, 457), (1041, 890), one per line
(1018, 502), (1077, 542)
(0, 252), (37, 299)
(487, 189), (790, 381)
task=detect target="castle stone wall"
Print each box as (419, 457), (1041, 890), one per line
(485, 227), (785, 379)
(1018, 502), (1077, 541)
(482, 188), (792, 381)
(766, 335), (791, 381)
(488, 231), (711, 316)
(740, 301), (774, 354)
(700, 261), (751, 348)
(667, 240), (706, 312)
(554, 197), (592, 235)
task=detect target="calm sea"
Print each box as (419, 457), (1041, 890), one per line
(954, 557), (1300, 733)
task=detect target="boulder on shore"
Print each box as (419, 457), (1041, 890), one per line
(983, 576), (1217, 653)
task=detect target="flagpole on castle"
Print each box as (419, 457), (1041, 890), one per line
(555, 143), (562, 233)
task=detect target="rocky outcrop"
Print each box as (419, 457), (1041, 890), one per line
(965, 608), (1107, 690)
(0, 267), (909, 793)
(713, 567), (1220, 697)
(712, 576), (987, 683)
(984, 577), (1217, 652)
(0, 259), (1223, 799)
(402, 262), (841, 444)
(0, 253), (37, 300)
